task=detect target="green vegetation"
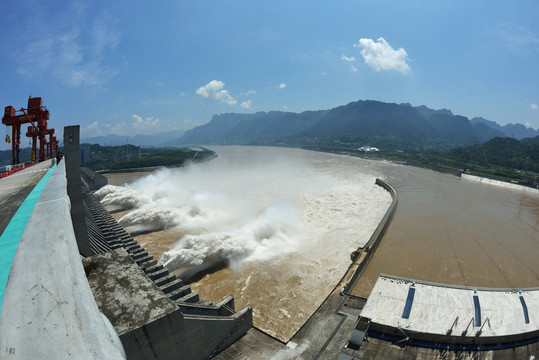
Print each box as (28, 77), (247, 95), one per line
(317, 136), (539, 188)
(83, 144), (216, 171)
(0, 148), (34, 166)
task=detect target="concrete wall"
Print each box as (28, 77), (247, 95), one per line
(64, 125), (92, 256)
(367, 320), (539, 350)
(343, 178), (398, 295)
(120, 306), (252, 360)
(0, 161), (125, 359)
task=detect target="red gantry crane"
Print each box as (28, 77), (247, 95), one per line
(2, 96), (53, 165)
(45, 129), (56, 159)
(24, 125), (38, 161)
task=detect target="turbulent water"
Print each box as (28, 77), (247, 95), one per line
(99, 146), (539, 341)
(98, 146), (392, 340)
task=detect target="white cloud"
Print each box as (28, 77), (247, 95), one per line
(196, 80), (237, 105)
(131, 114), (160, 131)
(246, 89), (257, 95)
(530, 103), (538, 110)
(499, 24), (539, 55)
(351, 65), (358, 72)
(241, 100), (252, 109)
(82, 121), (104, 137)
(340, 54), (356, 62)
(82, 113), (192, 137)
(15, 3), (120, 87)
(279, 83), (287, 89)
(354, 37), (411, 74)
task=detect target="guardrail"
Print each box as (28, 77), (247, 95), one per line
(0, 162), (36, 179)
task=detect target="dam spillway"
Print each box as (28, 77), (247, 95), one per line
(99, 146), (393, 341)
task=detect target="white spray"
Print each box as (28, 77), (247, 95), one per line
(97, 146), (391, 281)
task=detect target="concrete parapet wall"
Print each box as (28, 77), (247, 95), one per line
(344, 178), (398, 295)
(368, 179), (398, 252)
(0, 162), (125, 359)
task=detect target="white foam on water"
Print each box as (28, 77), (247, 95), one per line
(159, 199), (303, 271)
(97, 147), (392, 281)
(118, 207), (182, 233)
(95, 184), (151, 208)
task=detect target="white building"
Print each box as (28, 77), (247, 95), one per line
(358, 146), (379, 152)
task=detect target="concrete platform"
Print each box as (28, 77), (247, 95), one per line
(83, 248), (179, 335)
(359, 274), (538, 347)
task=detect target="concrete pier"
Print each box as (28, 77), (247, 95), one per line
(361, 275), (538, 345)
(341, 274), (539, 358)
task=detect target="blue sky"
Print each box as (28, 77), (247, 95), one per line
(1, 1), (538, 149)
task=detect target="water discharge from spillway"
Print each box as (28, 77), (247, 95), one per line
(98, 146), (392, 341)
(100, 147), (539, 341)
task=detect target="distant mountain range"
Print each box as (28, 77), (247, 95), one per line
(79, 100), (539, 150)
(169, 100), (538, 150)
(81, 130), (185, 147)
(469, 116), (539, 139)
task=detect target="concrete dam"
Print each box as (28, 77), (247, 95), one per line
(0, 128), (252, 359)
(0, 132), (538, 359)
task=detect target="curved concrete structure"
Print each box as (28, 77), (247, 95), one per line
(360, 274), (539, 350)
(0, 161), (125, 359)
(344, 178), (398, 295)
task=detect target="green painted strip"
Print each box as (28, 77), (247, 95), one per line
(0, 165), (56, 312)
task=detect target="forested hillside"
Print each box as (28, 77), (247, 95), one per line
(173, 100), (538, 150)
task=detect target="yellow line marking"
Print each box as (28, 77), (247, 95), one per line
(0, 169), (48, 190)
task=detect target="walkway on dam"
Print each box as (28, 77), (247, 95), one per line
(0, 161), (53, 307)
(0, 161), (52, 235)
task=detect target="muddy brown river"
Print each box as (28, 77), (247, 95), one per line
(103, 146), (539, 341)
(352, 162), (539, 298)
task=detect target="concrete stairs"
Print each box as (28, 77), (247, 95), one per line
(80, 177), (252, 357)
(82, 186), (207, 306)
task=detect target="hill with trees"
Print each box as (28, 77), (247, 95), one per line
(173, 100), (536, 150)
